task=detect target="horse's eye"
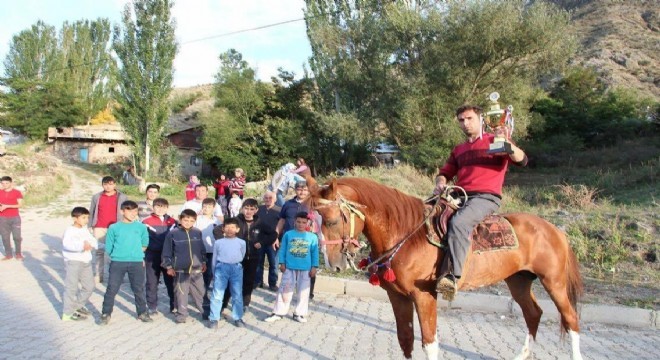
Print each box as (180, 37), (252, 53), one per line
(324, 219), (339, 227)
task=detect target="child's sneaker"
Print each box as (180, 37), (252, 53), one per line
(264, 314), (283, 323)
(293, 314), (307, 323)
(62, 313), (85, 321)
(99, 314), (111, 325)
(76, 307), (91, 316)
(207, 320), (219, 329)
(174, 315), (186, 324)
(234, 319), (245, 328)
(137, 312), (153, 323)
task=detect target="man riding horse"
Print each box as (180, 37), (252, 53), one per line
(434, 104), (528, 298)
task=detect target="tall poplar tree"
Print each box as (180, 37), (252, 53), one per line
(112, 0), (178, 175)
(59, 19), (114, 122)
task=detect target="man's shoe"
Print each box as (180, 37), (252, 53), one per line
(174, 315), (186, 324)
(268, 285), (278, 292)
(99, 314), (111, 325)
(76, 307), (91, 316)
(137, 312), (153, 323)
(293, 314), (307, 323)
(148, 308), (159, 316)
(207, 320), (219, 329)
(14, 253), (24, 260)
(234, 319), (245, 328)
(264, 314), (282, 323)
(436, 276), (458, 302)
(1, 255), (13, 261)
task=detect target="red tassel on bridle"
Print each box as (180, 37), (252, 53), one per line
(383, 267), (396, 282)
(369, 273), (380, 286)
(357, 258), (369, 270)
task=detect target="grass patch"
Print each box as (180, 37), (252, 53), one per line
(23, 173), (70, 207)
(118, 183), (188, 205)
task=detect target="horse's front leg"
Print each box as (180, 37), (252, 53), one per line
(386, 290), (415, 359)
(412, 290), (439, 360)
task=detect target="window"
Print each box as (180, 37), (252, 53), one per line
(109, 147), (115, 153)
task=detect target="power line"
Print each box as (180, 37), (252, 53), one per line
(3, 14), (318, 81)
(181, 17), (306, 45)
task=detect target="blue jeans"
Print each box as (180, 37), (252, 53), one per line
(275, 190), (286, 207)
(209, 262), (243, 321)
(255, 246), (278, 288)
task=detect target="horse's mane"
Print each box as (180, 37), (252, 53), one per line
(321, 177), (427, 245)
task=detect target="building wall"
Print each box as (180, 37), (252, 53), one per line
(52, 141), (131, 164)
(178, 148), (203, 177)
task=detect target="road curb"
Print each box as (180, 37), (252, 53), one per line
(314, 275), (657, 329)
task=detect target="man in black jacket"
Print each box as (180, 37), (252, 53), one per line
(162, 209), (207, 323)
(213, 198), (275, 312)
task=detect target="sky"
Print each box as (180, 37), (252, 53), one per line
(0, 0), (313, 87)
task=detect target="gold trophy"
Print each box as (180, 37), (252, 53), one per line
(485, 92), (514, 155)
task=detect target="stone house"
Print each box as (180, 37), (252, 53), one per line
(166, 126), (209, 177)
(47, 124), (131, 164)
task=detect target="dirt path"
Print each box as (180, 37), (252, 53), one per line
(25, 163), (102, 220)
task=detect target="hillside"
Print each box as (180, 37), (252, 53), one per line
(551, 0), (659, 100)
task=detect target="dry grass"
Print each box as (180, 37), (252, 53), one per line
(554, 184), (601, 209)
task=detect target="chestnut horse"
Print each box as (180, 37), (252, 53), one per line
(311, 177), (583, 360)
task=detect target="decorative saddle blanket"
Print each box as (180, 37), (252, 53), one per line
(425, 199), (519, 253)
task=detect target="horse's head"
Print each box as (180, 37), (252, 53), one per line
(313, 178), (366, 272)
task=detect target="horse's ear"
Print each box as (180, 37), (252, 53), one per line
(330, 177), (338, 199)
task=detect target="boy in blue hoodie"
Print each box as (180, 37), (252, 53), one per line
(142, 197), (177, 315)
(99, 200), (151, 325)
(162, 209), (206, 323)
(264, 211), (318, 323)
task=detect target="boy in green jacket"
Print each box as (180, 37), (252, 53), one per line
(99, 200), (152, 325)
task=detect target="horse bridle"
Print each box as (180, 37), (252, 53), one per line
(315, 194), (366, 260)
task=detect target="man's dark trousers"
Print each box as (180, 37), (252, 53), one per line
(144, 251), (175, 312)
(101, 261), (147, 316)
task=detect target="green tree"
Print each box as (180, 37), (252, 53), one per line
(59, 19), (114, 121)
(304, 0), (576, 170)
(0, 79), (84, 138)
(3, 20), (60, 82)
(112, 0), (178, 176)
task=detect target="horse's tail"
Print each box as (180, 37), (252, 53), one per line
(563, 245), (583, 334)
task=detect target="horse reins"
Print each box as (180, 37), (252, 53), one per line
(316, 192), (439, 272)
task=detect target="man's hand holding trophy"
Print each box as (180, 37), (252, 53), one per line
(485, 92), (515, 155)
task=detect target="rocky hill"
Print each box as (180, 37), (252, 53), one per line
(170, 2), (659, 106)
(550, 0), (659, 100)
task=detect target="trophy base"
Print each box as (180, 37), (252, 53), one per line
(487, 141), (513, 155)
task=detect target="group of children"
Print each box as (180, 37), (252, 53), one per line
(61, 194), (319, 329)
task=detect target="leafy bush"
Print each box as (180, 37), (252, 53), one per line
(529, 66), (657, 155)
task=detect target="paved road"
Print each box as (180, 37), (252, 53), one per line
(0, 168), (657, 359)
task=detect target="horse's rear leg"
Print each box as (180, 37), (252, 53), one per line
(386, 290), (415, 359)
(538, 273), (583, 360)
(505, 272), (543, 360)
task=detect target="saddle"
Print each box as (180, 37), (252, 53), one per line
(425, 196), (519, 276)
